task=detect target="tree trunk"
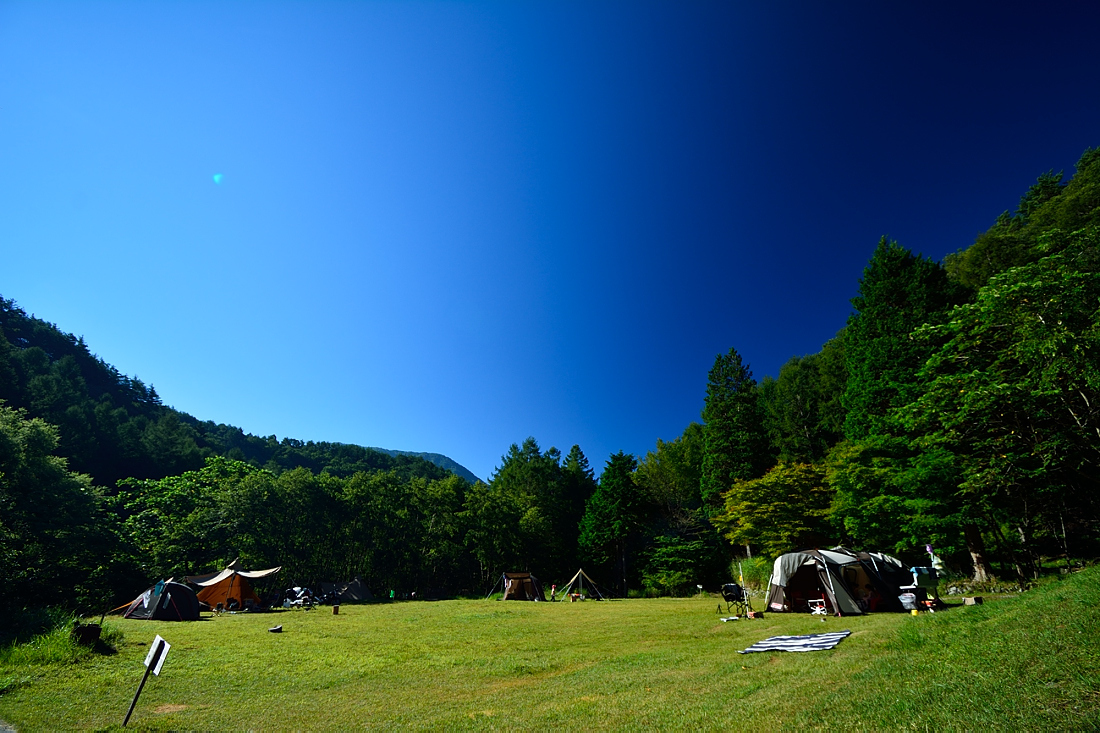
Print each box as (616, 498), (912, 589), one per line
(963, 523), (995, 582)
(744, 543), (752, 559)
(986, 517), (1025, 580)
(619, 540), (627, 597)
(1059, 511), (1071, 561)
(1017, 525), (1038, 580)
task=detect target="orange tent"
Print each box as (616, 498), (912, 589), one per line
(186, 559), (281, 611)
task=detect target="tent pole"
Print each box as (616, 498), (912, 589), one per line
(821, 559), (839, 615)
(485, 574), (503, 601)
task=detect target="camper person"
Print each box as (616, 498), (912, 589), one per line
(865, 585), (881, 612)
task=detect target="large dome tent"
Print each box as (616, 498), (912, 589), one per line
(764, 547), (910, 615)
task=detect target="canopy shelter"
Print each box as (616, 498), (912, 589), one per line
(124, 580), (200, 621)
(556, 568), (607, 600)
(765, 548), (909, 616)
(319, 577), (374, 602)
(486, 572), (546, 601)
(186, 559), (281, 611)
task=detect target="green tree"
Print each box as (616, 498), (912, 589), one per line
(843, 237), (965, 441)
(560, 444), (598, 568)
(462, 438), (570, 586)
(635, 423), (727, 594)
(116, 456), (263, 579)
(825, 438), (974, 573)
(579, 451), (644, 594)
(635, 423), (704, 528)
(901, 227), (1100, 576)
(947, 148), (1100, 289)
(0, 403), (119, 611)
(700, 348), (772, 512)
(761, 343), (846, 463)
(713, 462), (834, 557)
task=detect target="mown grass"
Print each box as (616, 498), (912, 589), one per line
(1, 567), (1098, 731)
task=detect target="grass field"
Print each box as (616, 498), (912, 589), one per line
(2, 567), (1099, 731)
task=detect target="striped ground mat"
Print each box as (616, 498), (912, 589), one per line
(737, 629), (851, 654)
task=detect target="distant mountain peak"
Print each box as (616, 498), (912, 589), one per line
(368, 448), (482, 484)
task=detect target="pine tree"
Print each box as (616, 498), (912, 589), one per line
(843, 237), (964, 441)
(700, 348), (772, 512)
(578, 451), (642, 594)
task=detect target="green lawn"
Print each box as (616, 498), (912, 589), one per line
(2, 567), (1099, 731)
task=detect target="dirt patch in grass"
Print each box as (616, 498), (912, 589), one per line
(154, 704), (189, 714)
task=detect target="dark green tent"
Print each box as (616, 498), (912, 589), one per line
(124, 580), (200, 621)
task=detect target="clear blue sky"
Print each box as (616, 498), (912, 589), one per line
(2, 2), (1099, 482)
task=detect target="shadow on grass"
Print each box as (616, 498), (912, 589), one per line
(0, 608), (75, 649)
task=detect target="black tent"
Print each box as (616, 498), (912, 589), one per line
(319, 577), (374, 602)
(124, 580), (201, 621)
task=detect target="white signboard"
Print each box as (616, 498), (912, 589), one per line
(143, 635), (171, 676)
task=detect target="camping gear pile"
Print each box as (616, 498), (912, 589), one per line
(900, 565), (944, 611)
(765, 547), (914, 616)
(283, 587), (319, 609)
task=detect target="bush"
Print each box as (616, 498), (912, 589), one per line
(731, 556), (773, 591)
(0, 609), (123, 667)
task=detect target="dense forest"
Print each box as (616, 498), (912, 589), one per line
(2, 148), (1098, 613)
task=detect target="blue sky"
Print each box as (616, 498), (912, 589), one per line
(2, 2), (1099, 482)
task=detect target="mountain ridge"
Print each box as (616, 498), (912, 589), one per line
(0, 295), (480, 487)
(369, 448), (482, 484)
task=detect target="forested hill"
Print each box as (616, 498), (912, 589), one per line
(0, 300), (477, 488)
(369, 448), (481, 484)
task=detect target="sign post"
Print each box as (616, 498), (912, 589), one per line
(123, 634), (170, 727)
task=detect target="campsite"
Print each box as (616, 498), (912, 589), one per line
(4, 3), (1100, 731)
(2, 565), (1098, 730)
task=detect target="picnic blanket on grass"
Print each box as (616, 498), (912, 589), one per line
(738, 630), (851, 654)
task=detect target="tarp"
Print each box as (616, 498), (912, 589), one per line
(124, 580), (200, 621)
(186, 559), (281, 611)
(738, 630), (852, 654)
(188, 558), (282, 585)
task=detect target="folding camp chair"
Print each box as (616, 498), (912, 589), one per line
(721, 583), (750, 616)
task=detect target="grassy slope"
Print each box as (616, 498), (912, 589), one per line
(1, 568), (1098, 731)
